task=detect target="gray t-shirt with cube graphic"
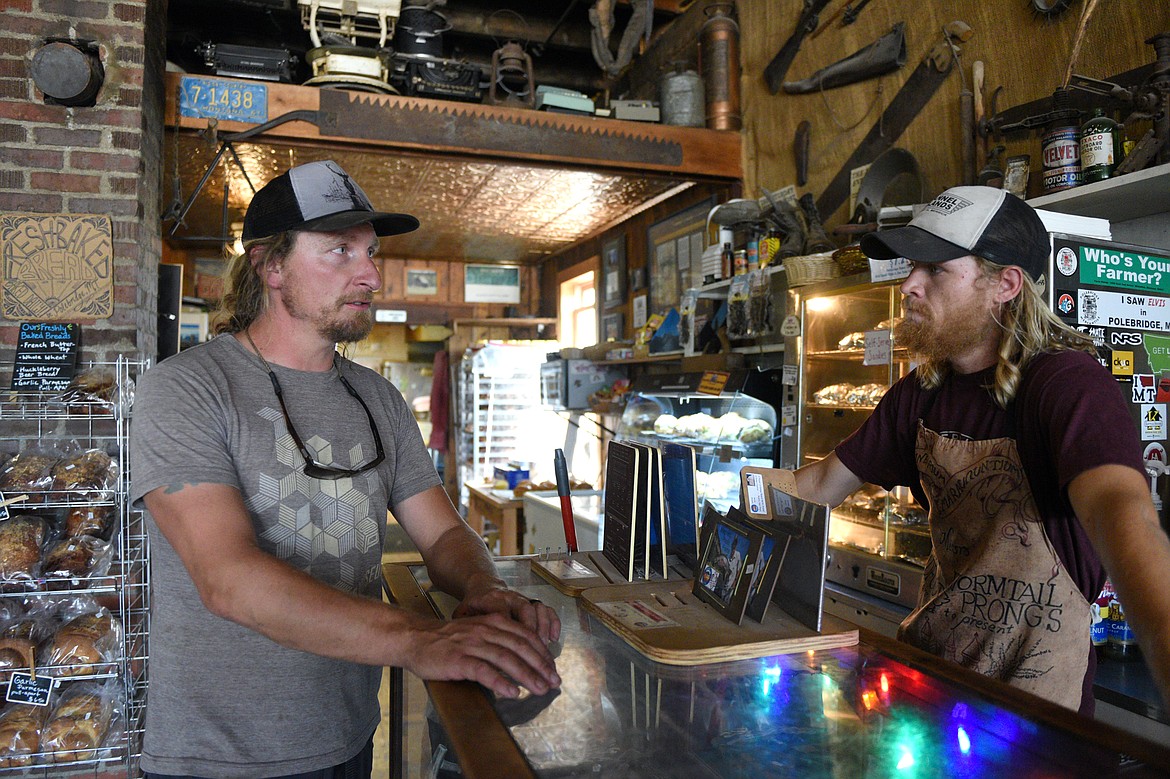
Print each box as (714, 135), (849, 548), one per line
(130, 334), (439, 778)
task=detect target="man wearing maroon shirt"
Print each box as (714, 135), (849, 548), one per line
(793, 186), (1170, 713)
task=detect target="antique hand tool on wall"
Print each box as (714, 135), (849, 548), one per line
(764, 0), (834, 94)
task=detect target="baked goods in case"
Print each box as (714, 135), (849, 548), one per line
(0, 515), (47, 586)
(45, 611), (115, 676)
(43, 687), (113, 762)
(0, 703), (48, 767)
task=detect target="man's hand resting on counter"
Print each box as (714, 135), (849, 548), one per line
(454, 586), (562, 645)
(404, 610), (562, 699)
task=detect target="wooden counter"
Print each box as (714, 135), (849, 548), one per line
(384, 560), (1170, 779)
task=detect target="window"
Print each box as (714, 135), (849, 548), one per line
(559, 269), (596, 348)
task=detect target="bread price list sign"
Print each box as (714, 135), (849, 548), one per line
(10, 322), (79, 392)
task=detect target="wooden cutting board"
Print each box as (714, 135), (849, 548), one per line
(579, 579), (859, 666)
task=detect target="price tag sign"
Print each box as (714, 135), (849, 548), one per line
(6, 672), (53, 706)
(870, 258), (912, 283)
(697, 371), (730, 396)
(781, 364), (798, 386)
(863, 329), (892, 366)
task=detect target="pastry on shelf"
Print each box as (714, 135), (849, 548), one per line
(42, 686), (114, 763)
(0, 704), (48, 768)
(813, 383), (855, 405)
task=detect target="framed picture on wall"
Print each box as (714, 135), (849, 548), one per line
(404, 268), (439, 296)
(601, 312), (624, 342)
(464, 264), (521, 303)
(602, 234), (626, 309)
(646, 199), (714, 317)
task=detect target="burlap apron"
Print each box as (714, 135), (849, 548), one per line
(897, 421), (1090, 709)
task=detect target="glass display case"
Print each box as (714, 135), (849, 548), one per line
(615, 370), (781, 513)
(794, 274), (926, 609)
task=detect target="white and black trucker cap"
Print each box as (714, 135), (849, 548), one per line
(860, 186), (1048, 281)
(241, 160), (420, 242)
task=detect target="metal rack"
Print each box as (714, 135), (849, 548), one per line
(454, 343), (547, 507)
(0, 357), (149, 776)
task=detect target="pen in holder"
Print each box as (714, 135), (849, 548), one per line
(553, 449), (579, 554)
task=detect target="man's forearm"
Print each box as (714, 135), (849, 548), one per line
(421, 521), (506, 601)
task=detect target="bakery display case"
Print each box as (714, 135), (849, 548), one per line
(0, 358), (149, 773)
(793, 275), (926, 609)
(615, 370), (782, 513)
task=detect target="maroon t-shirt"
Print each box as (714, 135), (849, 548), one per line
(835, 350), (1145, 712)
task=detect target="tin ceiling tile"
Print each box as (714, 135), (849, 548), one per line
(166, 133), (682, 263)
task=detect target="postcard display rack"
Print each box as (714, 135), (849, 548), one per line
(793, 275), (927, 613)
(0, 357), (149, 775)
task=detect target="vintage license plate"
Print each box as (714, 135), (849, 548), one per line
(179, 76), (267, 124)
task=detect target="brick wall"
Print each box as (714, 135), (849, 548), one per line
(0, 0), (164, 370)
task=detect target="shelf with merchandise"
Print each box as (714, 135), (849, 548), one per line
(0, 357), (149, 776)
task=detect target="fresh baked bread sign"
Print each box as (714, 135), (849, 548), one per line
(0, 213), (112, 321)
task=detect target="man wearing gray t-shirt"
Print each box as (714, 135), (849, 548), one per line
(131, 160), (561, 779)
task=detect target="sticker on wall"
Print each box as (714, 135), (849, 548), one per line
(1, 213), (112, 321)
(1133, 374), (1156, 403)
(1057, 293), (1075, 316)
(1055, 246), (1078, 276)
(1079, 289), (1170, 331)
(780, 314), (800, 337)
(1142, 404), (1167, 441)
(1143, 442), (1167, 468)
(1112, 350), (1134, 377)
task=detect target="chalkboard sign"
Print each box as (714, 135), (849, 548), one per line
(5, 671), (53, 706)
(10, 322), (79, 392)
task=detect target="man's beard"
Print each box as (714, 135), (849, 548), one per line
(320, 310), (373, 344)
(282, 273), (373, 344)
(895, 298), (997, 364)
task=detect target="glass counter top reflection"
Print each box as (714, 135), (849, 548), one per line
(389, 560), (1170, 778)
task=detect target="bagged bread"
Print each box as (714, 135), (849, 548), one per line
(0, 617), (48, 685)
(52, 368), (127, 416)
(43, 686), (113, 763)
(0, 515), (48, 588)
(42, 535), (112, 588)
(63, 505), (115, 540)
(0, 450), (60, 503)
(0, 704), (48, 768)
(45, 610), (118, 677)
(50, 449), (115, 499)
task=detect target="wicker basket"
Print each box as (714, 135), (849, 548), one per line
(784, 251), (840, 287)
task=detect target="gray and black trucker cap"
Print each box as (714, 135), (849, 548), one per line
(241, 160), (420, 242)
(860, 186), (1049, 281)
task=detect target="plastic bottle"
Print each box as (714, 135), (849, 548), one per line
(1106, 593), (1142, 661)
(1080, 108), (1122, 184)
(733, 249), (747, 276)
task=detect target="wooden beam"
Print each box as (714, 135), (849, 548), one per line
(165, 73), (742, 180)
